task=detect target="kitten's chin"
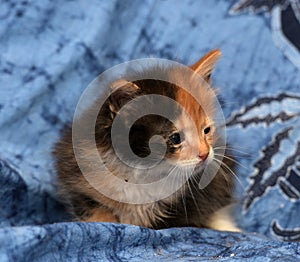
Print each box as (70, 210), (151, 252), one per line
(179, 153), (214, 173)
(175, 159), (206, 172)
(166, 151), (214, 174)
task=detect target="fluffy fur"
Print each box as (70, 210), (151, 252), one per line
(53, 50), (239, 230)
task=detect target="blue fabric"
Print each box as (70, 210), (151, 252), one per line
(1, 0), (300, 261)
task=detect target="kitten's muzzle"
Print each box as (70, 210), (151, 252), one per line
(198, 152), (209, 161)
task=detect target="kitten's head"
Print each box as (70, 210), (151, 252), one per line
(97, 50), (221, 174)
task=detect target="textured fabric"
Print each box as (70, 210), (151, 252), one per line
(1, 0), (300, 261)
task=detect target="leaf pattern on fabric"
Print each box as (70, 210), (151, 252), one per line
(227, 92), (300, 239)
(230, 0), (290, 14)
(230, 0), (300, 69)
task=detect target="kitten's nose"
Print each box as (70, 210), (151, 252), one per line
(198, 152), (209, 161)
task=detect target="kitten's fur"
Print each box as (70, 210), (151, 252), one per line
(53, 50), (239, 231)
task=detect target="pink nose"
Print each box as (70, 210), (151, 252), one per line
(198, 153), (209, 161)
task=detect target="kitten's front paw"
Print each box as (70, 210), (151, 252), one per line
(206, 205), (241, 232)
(82, 208), (118, 223)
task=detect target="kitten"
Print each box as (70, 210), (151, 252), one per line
(53, 50), (239, 231)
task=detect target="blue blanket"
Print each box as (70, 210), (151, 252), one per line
(1, 0), (300, 261)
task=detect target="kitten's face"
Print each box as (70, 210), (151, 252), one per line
(126, 85), (215, 172)
(102, 80), (216, 177)
(98, 50), (220, 175)
(170, 109), (214, 168)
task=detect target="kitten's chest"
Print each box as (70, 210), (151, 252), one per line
(116, 184), (203, 228)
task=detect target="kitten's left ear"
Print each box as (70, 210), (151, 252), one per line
(190, 49), (221, 83)
(108, 80), (140, 114)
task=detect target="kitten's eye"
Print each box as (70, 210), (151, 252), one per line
(204, 126), (211, 135)
(169, 132), (183, 145)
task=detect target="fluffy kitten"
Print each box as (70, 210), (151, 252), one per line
(53, 50), (239, 231)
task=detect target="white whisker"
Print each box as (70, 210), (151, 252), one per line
(214, 152), (249, 170)
(212, 157), (245, 190)
(214, 145), (250, 156)
(184, 167), (202, 218)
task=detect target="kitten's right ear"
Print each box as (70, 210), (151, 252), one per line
(108, 80), (139, 113)
(190, 49), (221, 83)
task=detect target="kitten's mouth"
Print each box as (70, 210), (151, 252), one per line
(178, 158), (207, 170)
(180, 154), (214, 173)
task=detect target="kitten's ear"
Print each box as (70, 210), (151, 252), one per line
(109, 80), (139, 113)
(190, 49), (221, 83)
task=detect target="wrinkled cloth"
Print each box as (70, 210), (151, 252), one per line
(1, 0), (300, 261)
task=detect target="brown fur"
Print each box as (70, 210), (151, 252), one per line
(53, 50), (237, 229)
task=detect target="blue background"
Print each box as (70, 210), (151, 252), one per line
(1, 0), (300, 260)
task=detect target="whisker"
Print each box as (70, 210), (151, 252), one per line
(194, 167), (212, 199)
(157, 164), (178, 210)
(213, 146), (253, 162)
(175, 165), (189, 217)
(185, 167), (202, 217)
(168, 165), (182, 214)
(213, 145), (250, 156)
(212, 158), (245, 190)
(209, 160), (236, 193)
(214, 153), (249, 170)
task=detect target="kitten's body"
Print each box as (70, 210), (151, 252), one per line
(54, 50), (239, 231)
